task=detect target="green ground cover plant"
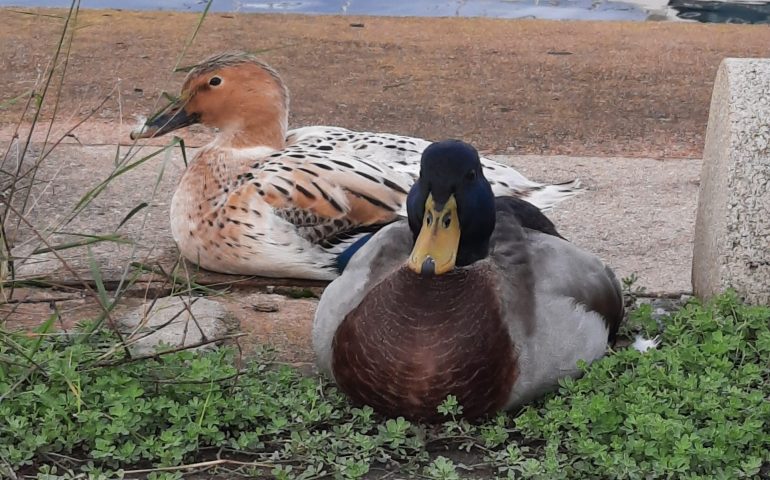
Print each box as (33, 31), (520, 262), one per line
(1, 291), (768, 479)
(2, 3), (769, 480)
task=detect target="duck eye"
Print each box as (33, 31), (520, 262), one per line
(209, 76), (222, 87)
(465, 170), (477, 181)
(442, 213), (451, 229)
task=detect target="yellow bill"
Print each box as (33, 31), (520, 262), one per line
(408, 194), (461, 276)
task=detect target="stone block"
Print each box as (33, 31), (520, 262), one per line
(118, 296), (229, 356)
(693, 58), (770, 304)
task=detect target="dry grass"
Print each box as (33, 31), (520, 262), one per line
(0, 0), (239, 383)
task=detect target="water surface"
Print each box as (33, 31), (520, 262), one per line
(2, 0), (769, 23)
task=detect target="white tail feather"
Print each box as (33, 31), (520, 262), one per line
(522, 179), (585, 211)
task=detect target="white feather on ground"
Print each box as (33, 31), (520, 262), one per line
(632, 335), (661, 353)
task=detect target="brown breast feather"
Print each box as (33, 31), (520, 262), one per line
(331, 263), (518, 422)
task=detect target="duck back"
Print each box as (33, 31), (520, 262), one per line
(331, 263), (517, 422)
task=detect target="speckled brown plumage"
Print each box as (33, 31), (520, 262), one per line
(331, 263), (518, 422)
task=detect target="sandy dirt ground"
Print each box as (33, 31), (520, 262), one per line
(2, 9), (770, 157)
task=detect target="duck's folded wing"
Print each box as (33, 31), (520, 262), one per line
(286, 126), (583, 211)
(525, 232), (624, 343)
(493, 196), (565, 239)
(245, 149), (413, 253)
(490, 206), (623, 343)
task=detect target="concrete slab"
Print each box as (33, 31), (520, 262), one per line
(492, 155), (699, 294)
(5, 143), (698, 294)
(6, 142), (181, 284)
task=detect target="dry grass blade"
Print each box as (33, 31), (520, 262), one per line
(178, 136), (189, 167)
(0, 333), (46, 371)
(93, 332), (246, 368)
(130, 261), (225, 296)
(28, 311), (58, 354)
(121, 458), (276, 475)
(30, 233), (132, 255)
(0, 213), (12, 303)
(172, 0), (214, 73)
(4, 9), (65, 18)
(0, 89), (36, 110)
(115, 202), (149, 231)
(86, 246), (110, 312)
(80, 247), (131, 360)
(3, 0), (81, 227)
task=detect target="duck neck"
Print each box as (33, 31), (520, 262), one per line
(212, 104), (288, 151)
(456, 239), (491, 267)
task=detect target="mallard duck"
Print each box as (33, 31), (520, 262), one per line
(313, 140), (623, 422)
(131, 52), (582, 280)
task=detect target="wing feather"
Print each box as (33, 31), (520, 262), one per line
(285, 126), (584, 209)
(246, 140), (413, 251)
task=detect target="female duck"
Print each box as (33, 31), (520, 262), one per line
(313, 140), (623, 422)
(131, 52), (582, 280)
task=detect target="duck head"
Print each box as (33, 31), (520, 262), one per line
(406, 140), (496, 276)
(130, 52), (290, 149)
